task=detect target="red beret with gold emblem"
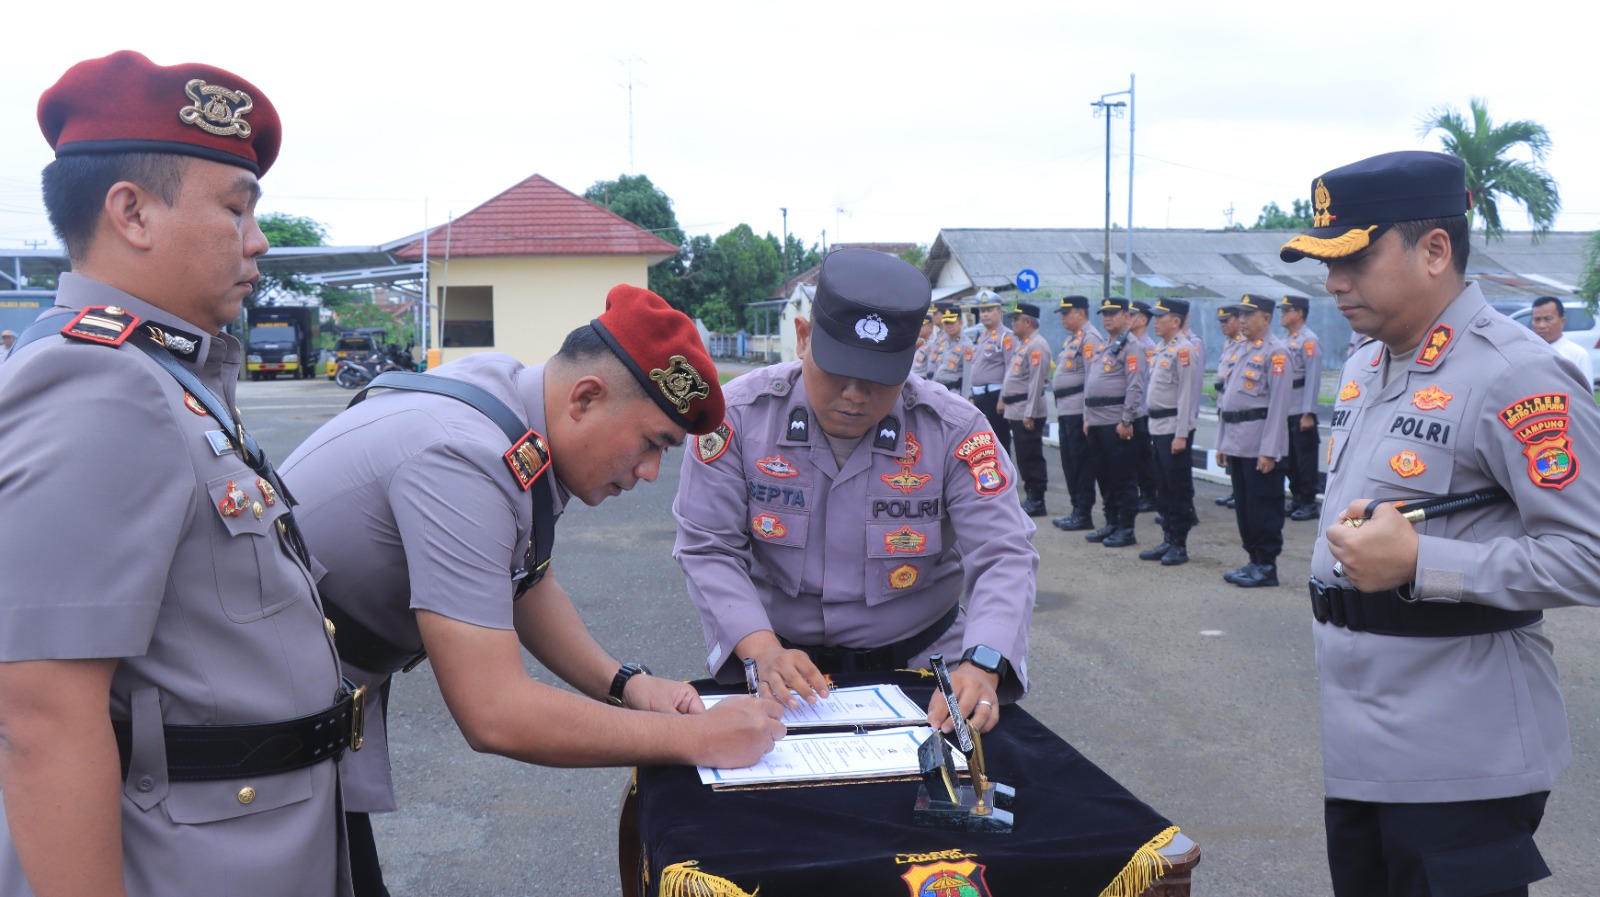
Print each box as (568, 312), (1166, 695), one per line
(38, 50), (281, 177)
(589, 285), (724, 435)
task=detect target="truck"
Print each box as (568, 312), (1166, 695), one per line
(246, 306), (319, 380)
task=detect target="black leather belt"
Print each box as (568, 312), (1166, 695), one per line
(1053, 385), (1084, 398)
(114, 680), (365, 782)
(324, 598), (428, 674)
(1001, 393), (1026, 403)
(1292, 377), (1306, 388)
(1308, 577), (1542, 637)
(1148, 408), (1178, 419)
(1085, 396), (1125, 407)
(1220, 407), (1270, 423)
(781, 604), (960, 675)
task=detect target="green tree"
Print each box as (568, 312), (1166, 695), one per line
(1251, 199), (1314, 230)
(333, 301), (416, 350)
(254, 212), (366, 309)
(1419, 98), (1560, 241)
(781, 233), (823, 277)
(583, 174), (690, 309)
(1578, 232), (1600, 311)
(897, 243), (929, 269)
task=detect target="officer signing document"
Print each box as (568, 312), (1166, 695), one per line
(674, 249), (1038, 735)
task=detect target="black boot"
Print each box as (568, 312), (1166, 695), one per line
(1053, 512), (1093, 531)
(1223, 562), (1253, 584)
(1233, 561), (1279, 587)
(1138, 534), (1172, 561)
(1021, 488), (1048, 517)
(1085, 524), (1116, 543)
(1102, 513), (1137, 548)
(1161, 533), (1189, 566)
(1290, 502), (1321, 522)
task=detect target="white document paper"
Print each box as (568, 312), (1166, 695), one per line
(701, 684), (927, 729)
(697, 725), (966, 789)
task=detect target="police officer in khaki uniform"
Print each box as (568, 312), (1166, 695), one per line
(675, 249), (1038, 735)
(1082, 298), (1146, 547)
(964, 289), (1014, 454)
(927, 307), (970, 393)
(1286, 150), (1600, 897)
(911, 311), (936, 378)
(281, 286), (784, 896)
(998, 301), (1051, 516)
(1050, 296), (1103, 531)
(1278, 295), (1324, 520)
(1215, 294), (1293, 587)
(0, 51), (353, 897)
(1129, 301), (1159, 513)
(1213, 305), (1247, 508)
(1139, 299), (1200, 565)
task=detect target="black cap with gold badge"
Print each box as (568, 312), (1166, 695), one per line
(1236, 294), (1275, 314)
(1278, 295), (1310, 315)
(1099, 297), (1131, 314)
(1279, 151), (1469, 263)
(939, 307), (962, 324)
(1149, 298), (1189, 318)
(1059, 295), (1089, 312)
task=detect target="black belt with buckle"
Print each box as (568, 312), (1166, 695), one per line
(1220, 407), (1270, 423)
(113, 679), (366, 782)
(1308, 577), (1542, 637)
(1052, 385), (1084, 398)
(1001, 393), (1026, 403)
(1292, 377), (1306, 388)
(1148, 407), (1178, 419)
(781, 604), (960, 675)
(1085, 396), (1125, 407)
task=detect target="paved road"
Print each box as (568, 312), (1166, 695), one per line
(239, 376), (1600, 897)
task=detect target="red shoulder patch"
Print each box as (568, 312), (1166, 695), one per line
(697, 421), (734, 464)
(1416, 324), (1452, 366)
(62, 305), (140, 347)
(504, 430), (552, 491)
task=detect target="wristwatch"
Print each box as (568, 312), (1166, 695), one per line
(960, 645), (1009, 679)
(606, 662), (652, 706)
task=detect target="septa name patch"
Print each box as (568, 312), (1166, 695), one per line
(504, 429), (551, 491)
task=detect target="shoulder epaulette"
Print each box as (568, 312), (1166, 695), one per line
(61, 305), (141, 347)
(504, 430), (552, 491)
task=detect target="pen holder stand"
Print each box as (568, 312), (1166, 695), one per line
(912, 731), (1014, 832)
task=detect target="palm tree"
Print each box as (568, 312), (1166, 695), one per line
(1419, 97), (1560, 241)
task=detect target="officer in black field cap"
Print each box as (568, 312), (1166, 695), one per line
(676, 248), (1038, 736)
(1286, 150), (1600, 897)
(1128, 301), (1159, 513)
(998, 301), (1051, 515)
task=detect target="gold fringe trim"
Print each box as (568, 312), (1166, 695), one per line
(1098, 825), (1180, 897)
(1281, 225), (1377, 259)
(898, 668), (936, 679)
(660, 860), (758, 897)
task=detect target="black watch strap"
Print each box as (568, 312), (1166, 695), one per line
(607, 662), (652, 706)
(960, 645), (1010, 679)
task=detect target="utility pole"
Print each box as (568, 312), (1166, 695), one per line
(780, 207), (789, 274)
(614, 55), (647, 174)
(1090, 91), (1127, 300)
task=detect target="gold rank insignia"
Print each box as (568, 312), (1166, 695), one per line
(256, 477), (277, 506)
(1416, 325), (1453, 367)
(179, 78), (254, 139)
(61, 305), (140, 347)
(503, 430), (552, 491)
(649, 355), (710, 414)
(1312, 178), (1334, 227)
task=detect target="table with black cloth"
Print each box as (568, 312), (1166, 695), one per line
(622, 671), (1196, 897)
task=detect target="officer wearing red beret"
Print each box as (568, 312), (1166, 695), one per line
(281, 285), (785, 896)
(0, 52), (348, 897)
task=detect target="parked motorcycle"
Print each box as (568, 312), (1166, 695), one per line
(334, 351), (406, 389)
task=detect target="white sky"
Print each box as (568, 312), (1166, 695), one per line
(3, 1), (1597, 254)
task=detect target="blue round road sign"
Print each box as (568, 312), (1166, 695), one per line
(1015, 269), (1039, 293)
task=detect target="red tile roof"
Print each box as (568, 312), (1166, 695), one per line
(391, 174), (679, 260)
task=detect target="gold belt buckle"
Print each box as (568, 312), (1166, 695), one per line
(349, 685), (367, 752)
